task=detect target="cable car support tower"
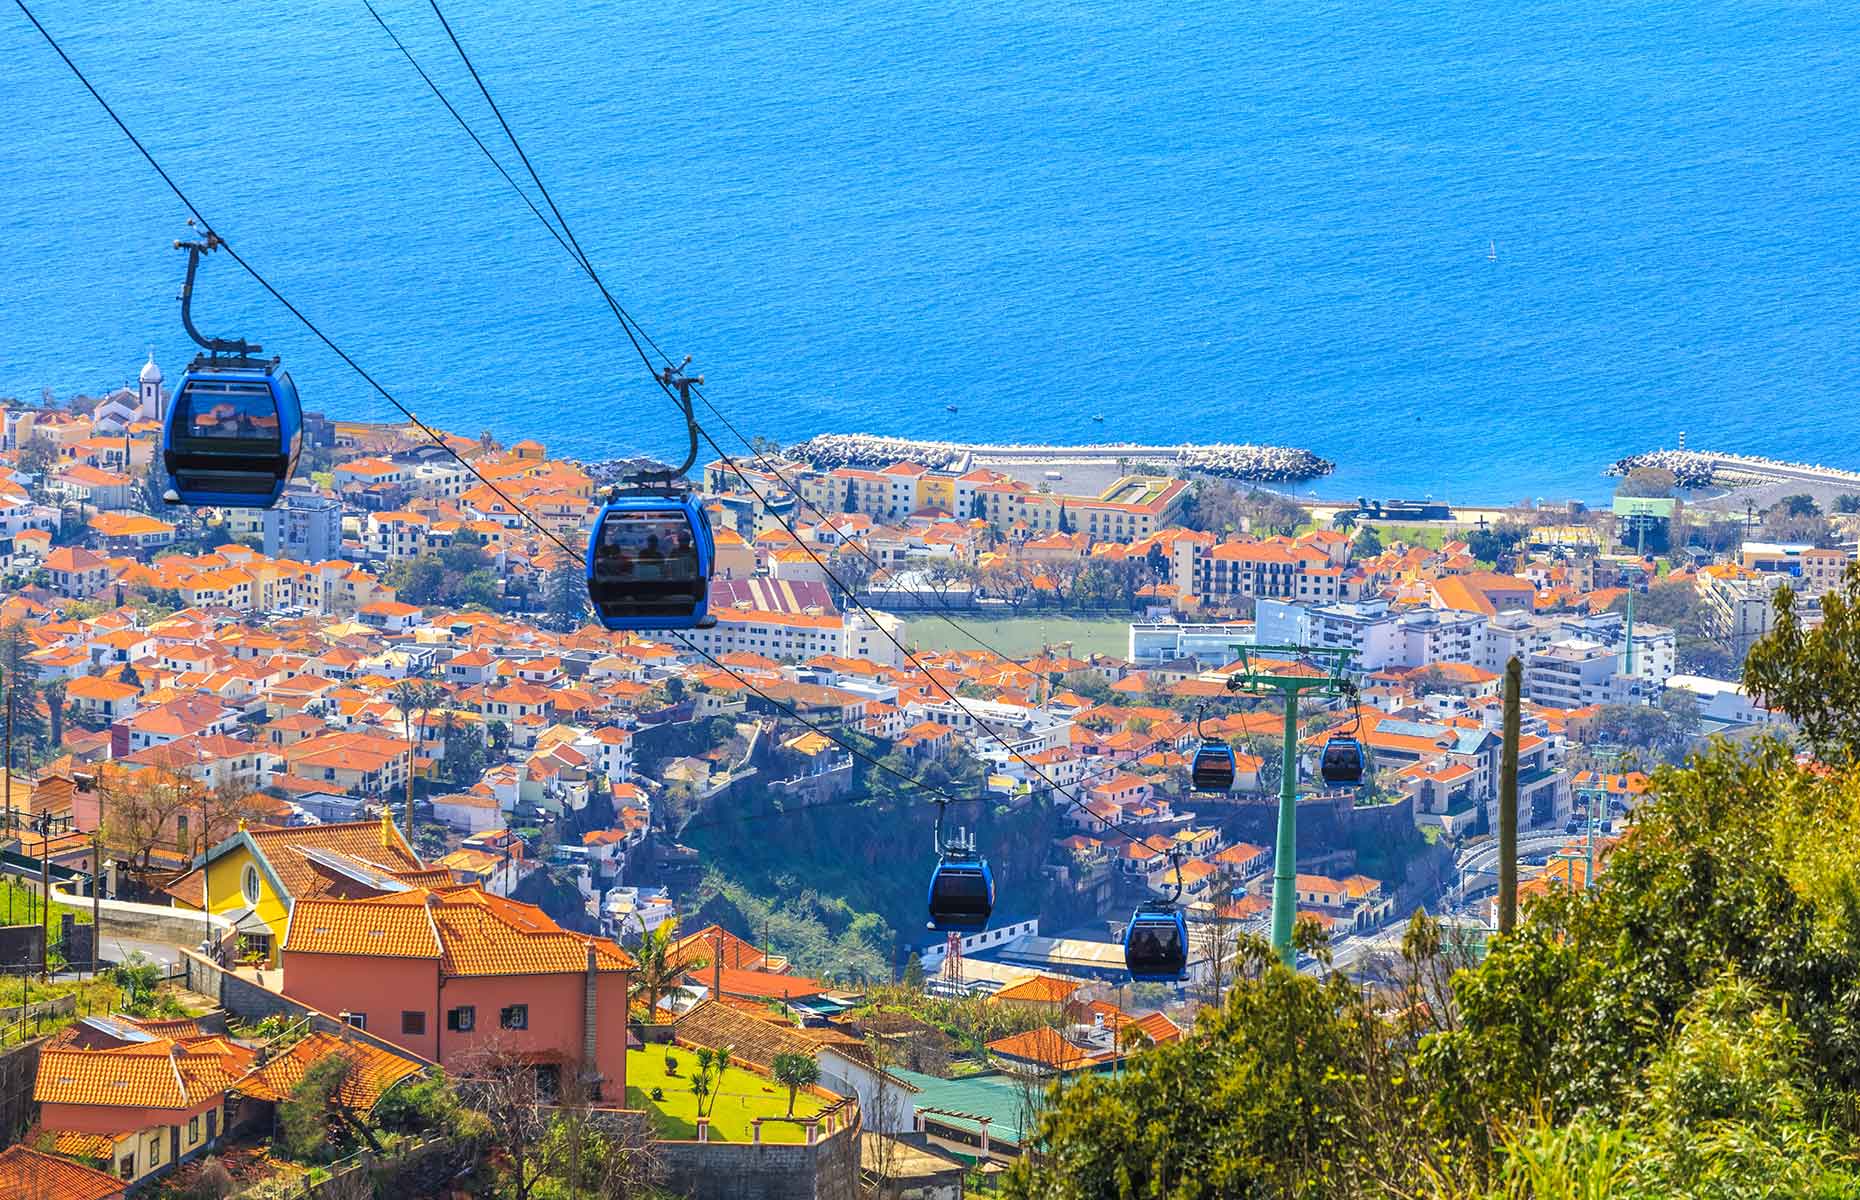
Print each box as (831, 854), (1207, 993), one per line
(1226, 644), (1358, 967)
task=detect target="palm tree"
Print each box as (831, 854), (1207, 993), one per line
(772, 1052), (821, 1116)
(631, 919), (706, 1020)
(392, 677), (445, 842)
(1331, 510), (1358, 533)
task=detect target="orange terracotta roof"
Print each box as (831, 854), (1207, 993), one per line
(986, 1027), (1099, 1071)
(36, 1038), (254, 1110)
(990, 974), (1082, 1005)
(234, 1032), (424, 1111)
(0, 1146), (125, 1200)
(286, 886), (632, 977)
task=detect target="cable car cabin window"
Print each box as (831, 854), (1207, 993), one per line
(931, 867), (992, 919)
(1128, 922), (1182, 964)
(171, 377), (282, 449)
(594, 512), (700, 584)
(1125, 910), (1188, 980)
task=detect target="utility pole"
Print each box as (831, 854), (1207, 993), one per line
(39, 814), (50, 981)
(90, 830), (101, 981)
(3, 663), (12, 842)
(1625, 520), (1645, 679)
(1498, 656), (1521, 934)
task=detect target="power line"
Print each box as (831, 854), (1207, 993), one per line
(8, 0), (578, 569)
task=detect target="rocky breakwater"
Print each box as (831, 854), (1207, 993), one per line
(788, 433), (1333, 483)
(1606, 450), (1722, 489)
(1608, 449), (1860, 491)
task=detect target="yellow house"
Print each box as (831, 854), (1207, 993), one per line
(916, 473), (956, 515)
(165, 813), (443, 967)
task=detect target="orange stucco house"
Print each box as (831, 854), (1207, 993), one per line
(281, 885), (633, 1100)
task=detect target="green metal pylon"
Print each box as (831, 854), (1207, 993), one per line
(1227, 644), (1357, 967)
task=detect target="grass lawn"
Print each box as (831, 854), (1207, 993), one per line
(1360, 522), (1451, 550)
(625, 1046), (829, 1143)
(0, 878), (94, 928)
(903, 615), (1131, 658)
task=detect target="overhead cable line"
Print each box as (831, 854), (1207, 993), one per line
(415, 0), (1165, 851)
(9, 0), (987, 817)
(366, 0), (1052, 668)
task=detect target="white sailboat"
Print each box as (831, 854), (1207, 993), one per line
(1488, 239), (1498, 262)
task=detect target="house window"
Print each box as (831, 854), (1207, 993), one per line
(242, 866), (261, 906)
(345, 1012), (367, 1030)
(500, 1004), (528, 1030)
(447, 1006), (475, 1032)
(119, 1154), (135, 1180)
(147, 1133), (161, 1161)
(188, 1115), (200, 1144)
(402, 1011), (426, 1036)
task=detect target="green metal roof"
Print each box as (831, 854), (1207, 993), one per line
(1612, 496), (1676, 518)
(892, 1069), (1039, 1146)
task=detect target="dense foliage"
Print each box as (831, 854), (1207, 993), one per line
(1006, 566), (1860, 1199)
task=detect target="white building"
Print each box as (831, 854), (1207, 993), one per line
(1525, 640), (1646, 709)
(1666, 675), (1771, 728)
(676, 607), (903, 665)
(1127, 620), (1255, 665)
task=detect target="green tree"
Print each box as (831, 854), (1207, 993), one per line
(630, 918), (704, 1016)
(1616, 466), (1678, 498)
(0, 623), (47, 766)
(43, 679), (65, 753)
(772, 1052), (821, 1116)
(1330, 510), (1357, 532)
(278, 1052), (382, 1160)
(1057, 503), (1071, 534)
(1744, 564), (1860, 759)
(1005, 953), (1416, 1199)
(386, 555), (445, 605)
(1352, 525), (1383, 558)
(545, 557), (589, 630)
(1465, 519), (1529, 566)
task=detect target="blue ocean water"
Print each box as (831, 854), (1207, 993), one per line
(2, 0), (1856, 503)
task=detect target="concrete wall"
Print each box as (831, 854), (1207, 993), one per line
(0, 925), (44, 970)
(0, 1037), (43, 1147)
(50, 888), (229, 952)
(656, 1113), (861, 1200)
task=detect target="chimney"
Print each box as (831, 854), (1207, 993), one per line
(380, 807), (394, 847)
(583, 943), (600, 1094)
(712, 927), (723, 1005)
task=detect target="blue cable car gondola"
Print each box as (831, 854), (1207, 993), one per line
(1320, 737), (1365, 785)
(1319, 678), (1367, 786)
(585, 359), (717, 631)
(587, 491), (715, 631)
(1189, 706), (1235, 792)
(926, 802), (994, 933)
(159, 228), (302, 508)
(1124, 851), (1190, 982)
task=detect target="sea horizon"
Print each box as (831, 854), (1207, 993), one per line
(5, 0), (1857, 503)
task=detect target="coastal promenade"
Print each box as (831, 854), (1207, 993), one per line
(787, 432), (1333, 484)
